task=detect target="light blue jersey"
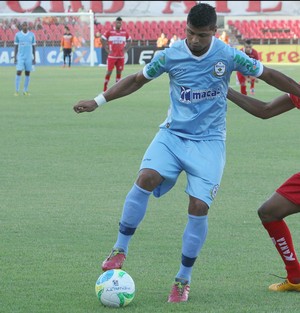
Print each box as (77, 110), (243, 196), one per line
(14, 30), (36, 71)
(143, 37), (263, 141)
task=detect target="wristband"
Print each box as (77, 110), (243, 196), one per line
(94, 93), (107, 106)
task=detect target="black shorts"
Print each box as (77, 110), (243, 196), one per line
(63, 48), (72, 56)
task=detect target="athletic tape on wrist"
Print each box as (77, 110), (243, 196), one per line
(94, 93), (107, 106)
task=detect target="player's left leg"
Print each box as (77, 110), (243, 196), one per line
(168, 197), (208, 303)
(23, 59), (34, 95)
(258, 174), (300, 291)
(168, 139), (225, 302)
(250, 78), (255, 95)
(115, 58), (124, 83)
(23, 71), (31, 95)
(67, 49), (72, 67)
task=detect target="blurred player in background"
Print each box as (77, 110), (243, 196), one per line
(218, 30), (230, 45)
(236, 39), (260, 95)
(227, 87), (300, 292)
(14, 21), (36, 96)
(156, 32), (169, 48)
(73, 3), (300, 303)
(101, 17), (132, 92)
(61, 26), (73, 68)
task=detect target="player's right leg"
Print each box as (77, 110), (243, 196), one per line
(15, 60), (24, 95)
(258, 176), (300, 291)
(101, 178), (154, 271)
(102, 130), (180, 271)
(237, 72), (247, 95)
(103, 58), (114, 91)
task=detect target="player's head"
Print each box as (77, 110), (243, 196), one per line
(186, 3), (217, 56)
(244, 39), (253, 53)
(21, 21), (28, 33)
(65, 26), (70, 33)
(187, 3), (217, 29)
(115, 16), (122, 30)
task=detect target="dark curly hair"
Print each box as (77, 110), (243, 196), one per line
(187, 3), (217, 29)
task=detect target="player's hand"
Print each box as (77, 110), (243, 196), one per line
(73, 100), (98, 113)
(14, 58), (17, 64)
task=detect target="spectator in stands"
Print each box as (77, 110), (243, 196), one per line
(94, 31), (102, 48)
(237, 39), (260, 95)
(169, 34), (179, 47)
(101, 16), (132, 92)
(73, 31), (86, 48)
(14, 21), (36, 96)
(156, 32), (168, 48)
(61, 26), (74, 68)
(218, 30), (230, 45)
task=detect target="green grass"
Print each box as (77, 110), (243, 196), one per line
(0, 64), (300, 313)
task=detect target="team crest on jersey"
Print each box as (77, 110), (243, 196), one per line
(214, 61), (226, 77)
(210, 184), (220, 199)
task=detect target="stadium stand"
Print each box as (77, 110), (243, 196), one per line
(227, 18), (300, 44)
(1, 17), (299, 47)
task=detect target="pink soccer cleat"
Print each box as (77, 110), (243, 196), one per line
(167, 281), (190, 303)
(101, 248), (126, 271)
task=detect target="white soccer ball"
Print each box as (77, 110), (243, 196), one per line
(95, 269), (135, 307)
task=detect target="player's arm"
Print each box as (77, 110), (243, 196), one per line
(227, 87), (295, 119)
(101, 37), (110, 54)
(32, 45), (36, 64)
(124, 37), (132, 53)
(14, 44), (18, 63)
(73, 70), (151, 113)
(258, 65), (300, 97)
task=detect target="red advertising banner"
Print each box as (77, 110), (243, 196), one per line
(0, 1), (300, 16)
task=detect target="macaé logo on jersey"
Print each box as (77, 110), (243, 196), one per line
(180, 86), (221, 103)
(214, 61), (226, 76)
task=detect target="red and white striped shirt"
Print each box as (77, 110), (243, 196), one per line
(102, 28), (131, 59)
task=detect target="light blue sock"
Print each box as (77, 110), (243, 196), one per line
(23, 75), (30, 92)
(15, 75), (21, 92)
(114, 183), (151, 254)
(176, 214), (208, 283)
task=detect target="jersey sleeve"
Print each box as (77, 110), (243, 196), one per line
(143, 50), (166, 80)
(233, 49), (263, 78)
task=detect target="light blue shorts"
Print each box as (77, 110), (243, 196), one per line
(140, 129), (226, 207)
(16, 58), (33, 72)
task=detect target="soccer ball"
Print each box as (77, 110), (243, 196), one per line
(95, 269), (135, 307)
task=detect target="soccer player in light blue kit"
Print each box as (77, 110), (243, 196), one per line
(14, 21), (36, 96)
(74, 3), (300, 303)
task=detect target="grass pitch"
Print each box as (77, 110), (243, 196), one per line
(0, 64), (299, 313)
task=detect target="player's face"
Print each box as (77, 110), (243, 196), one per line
(22, 22), (28, 33)
(185, 23), (216, 56)
(244, 44), (252, 54)
(115, 21), (122, 30)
